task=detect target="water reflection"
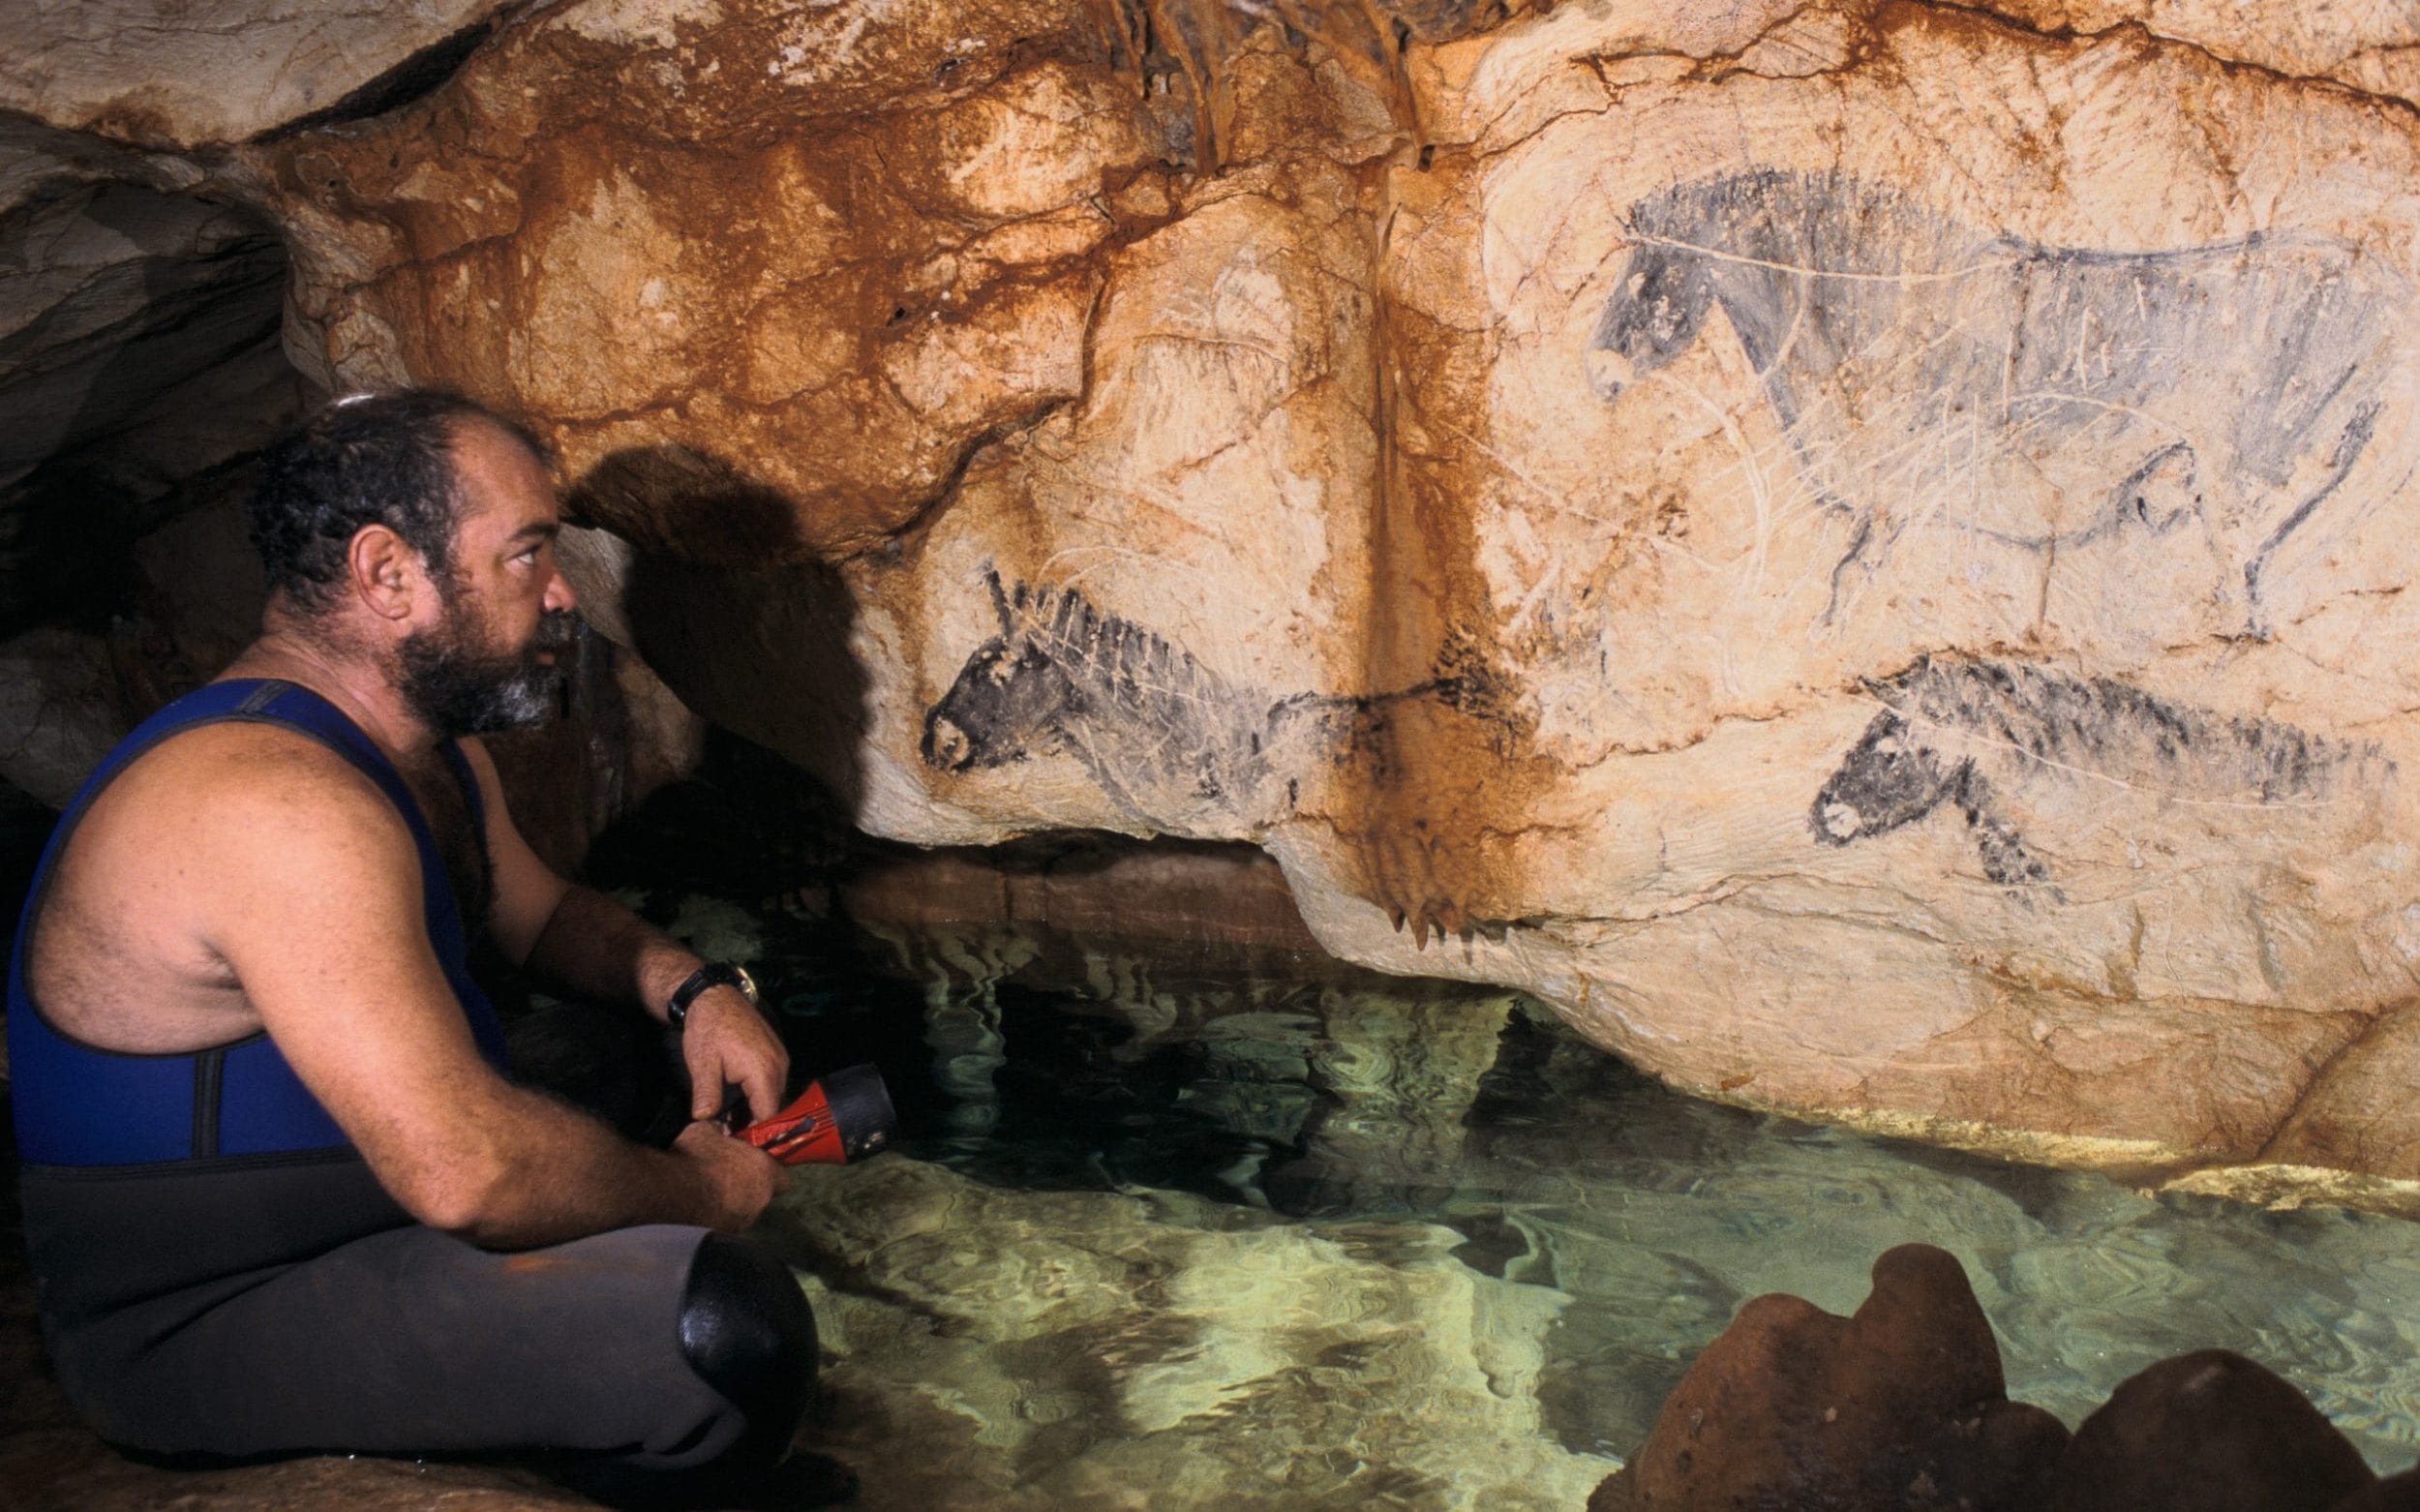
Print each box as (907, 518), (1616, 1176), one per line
(581, 787), (2420, 1505)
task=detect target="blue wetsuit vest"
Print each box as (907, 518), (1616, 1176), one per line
(7, 679), (511, 1168)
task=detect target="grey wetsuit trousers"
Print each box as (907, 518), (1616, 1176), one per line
(22, 1156), (749, 1469)
(22, 1001), (807, 1471)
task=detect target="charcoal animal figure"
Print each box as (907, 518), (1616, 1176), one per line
(1589, 170), (2406, 632)
(1810, 656), (2389, 891)
(923, 569), (1418, 829)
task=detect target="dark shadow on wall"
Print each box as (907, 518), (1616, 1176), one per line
(565, 444), (870, 821)
(0, 179), (304, 642)
(0, 778), (56, 943)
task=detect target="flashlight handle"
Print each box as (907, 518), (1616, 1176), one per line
(737, 1065), (897, 1165)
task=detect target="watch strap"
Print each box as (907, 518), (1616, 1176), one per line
(667, 962), (754, 1030)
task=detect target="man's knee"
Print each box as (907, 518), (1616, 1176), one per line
(677, 1233), (818, 1467)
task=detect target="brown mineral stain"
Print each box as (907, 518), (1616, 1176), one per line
(257, 0), (1162, 561)
(1325, 147), (1566, 946)
(251, 0), (1535, 570)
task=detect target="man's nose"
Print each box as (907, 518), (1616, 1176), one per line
(544, 565), (577, 614)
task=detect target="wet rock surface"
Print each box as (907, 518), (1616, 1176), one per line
(1589, 1245), (2070, 1512)
(1594, 1246), (2417, 1512)
(2046, 1348), (2376, 1512)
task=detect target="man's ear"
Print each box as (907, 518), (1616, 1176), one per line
(348, 525), (427, 620)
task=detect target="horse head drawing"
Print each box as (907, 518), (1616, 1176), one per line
(1586, 243), (1719, 400)
(921, 569), (1081, 774)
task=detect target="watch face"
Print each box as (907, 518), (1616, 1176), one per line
(732, 964), (760, 1004)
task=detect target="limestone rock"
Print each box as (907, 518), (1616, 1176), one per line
(125, 497), (268, 681)
(257, 0), (1168, 559)
(0, 496), (260, 806)
(0, 627), (131, 807)
(1588, 1243), (2069, 1511)
(0, 0), (512, 148)
(2044, 1348), (2376, 1512)
(839, 838), (1332, 961)
(1982, 3), (2420, 109)
(875, 0), (2420, 1207)
(239, 0), (2420, 1204)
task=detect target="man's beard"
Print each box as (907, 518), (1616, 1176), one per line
(397, 602), (578, 738)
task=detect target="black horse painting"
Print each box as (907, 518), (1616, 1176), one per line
(922, 569), (1433, 829)
(1588, 170), (2406, 631)
(1809, 655), (2391, 892)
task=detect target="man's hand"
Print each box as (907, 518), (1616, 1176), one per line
(682, 987), (791, 1125)
(671, 1119), (786, 1231)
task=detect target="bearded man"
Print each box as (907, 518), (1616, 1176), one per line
(7, 391), (832, 1506)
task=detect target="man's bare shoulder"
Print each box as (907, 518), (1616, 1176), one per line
(31, 718), (422, 1051)
(79, 718), (415, 874)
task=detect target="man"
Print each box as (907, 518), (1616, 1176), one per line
(7, 391), (829, 1505)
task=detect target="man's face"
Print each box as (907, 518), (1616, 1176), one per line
(395, 419), (580, 738)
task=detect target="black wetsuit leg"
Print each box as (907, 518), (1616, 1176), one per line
(25, 1000), (816, 1484)
(37, 1217), (812, 1473)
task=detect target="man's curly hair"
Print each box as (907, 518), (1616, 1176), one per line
(244, 390), (546, 615)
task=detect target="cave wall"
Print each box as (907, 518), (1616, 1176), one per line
(14, 0), (2420, 1207)
(0, 113), (298, 807)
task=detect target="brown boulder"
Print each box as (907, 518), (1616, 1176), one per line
(1589, 1243), (2068, 1511)
(2044, 1348), (2375, 1512)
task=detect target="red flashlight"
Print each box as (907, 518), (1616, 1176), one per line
(739, 1064), (898, 1166)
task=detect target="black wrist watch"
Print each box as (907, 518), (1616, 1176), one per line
(667, 962), (759, 1031)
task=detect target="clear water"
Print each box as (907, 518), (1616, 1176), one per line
(585, 767), (2420, 1509)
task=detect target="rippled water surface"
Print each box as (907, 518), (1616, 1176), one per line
(583, 762), (2420, 1508)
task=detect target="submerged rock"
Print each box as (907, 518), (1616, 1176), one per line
(768, 1156), (1616, 1510)
(1588, 1243), (2069, 1511)
(1592, 1245), (2413, 1512)
(2046, 1348), (2376, 1512)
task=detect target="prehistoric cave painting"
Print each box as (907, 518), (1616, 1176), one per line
(1809, 656), (2390, 892)
(922, 568), (1444, 829)
(1588, 170), (2407, 632)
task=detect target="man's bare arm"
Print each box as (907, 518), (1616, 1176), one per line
(203, 741), (781, 1249)
(464, 740), (790, 1123)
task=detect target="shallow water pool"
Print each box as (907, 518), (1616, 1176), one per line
(579, 769), (2420, 1508)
